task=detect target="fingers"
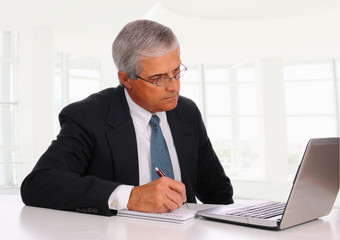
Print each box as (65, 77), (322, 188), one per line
(126, 177), (187, 213)
(162, 179), (186, 208)
(167, 178), (187, 203)
(155, 177), (187, 210)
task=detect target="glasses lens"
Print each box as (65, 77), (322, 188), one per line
(155, 65), (187, 86)
(156, 79), (167, 86)
(179, 69), (186, 78)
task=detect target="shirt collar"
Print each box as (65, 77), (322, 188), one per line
(124, 88), (167, 131)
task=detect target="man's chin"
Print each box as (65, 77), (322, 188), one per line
(162, 100), (178, 112)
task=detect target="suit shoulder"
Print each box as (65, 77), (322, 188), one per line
(169, 95), (202, 123)
(61, 87), (120, 114)
(59, 87), (124, 124)
(177, 95), (200, 113)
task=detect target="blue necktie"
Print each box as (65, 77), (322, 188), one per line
(150, 115), (174, 180)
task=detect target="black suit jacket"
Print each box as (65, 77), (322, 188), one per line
(21, 86), (233, 216)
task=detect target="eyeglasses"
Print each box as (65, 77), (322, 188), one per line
(135, 64), (187, 87)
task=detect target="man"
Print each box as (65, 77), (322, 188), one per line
(21, 19), (233, 216)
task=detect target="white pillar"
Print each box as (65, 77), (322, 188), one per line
(256, 58), (288, 182)
(31, 27), (54, 161)
(18, 27), (54, 176)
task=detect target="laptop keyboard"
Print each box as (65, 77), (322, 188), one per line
(226, 202), (286, 219)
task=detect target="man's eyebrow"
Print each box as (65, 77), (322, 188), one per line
(148, 73), (166, 78)
(148, 64), (181, 78)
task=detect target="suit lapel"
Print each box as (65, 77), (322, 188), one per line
(106, 86), (139, 186)
(104, 87), (196, 190)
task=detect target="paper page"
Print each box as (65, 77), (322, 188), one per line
(117, 208), (197, 224)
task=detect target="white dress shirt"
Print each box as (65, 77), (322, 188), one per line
(108, 88), (181, 210)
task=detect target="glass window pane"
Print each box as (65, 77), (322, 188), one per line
(0, 31), (18, 188)
(238, 84), (257, 114)
(0, 32), (2, 57)
(0, 104), (17, 186)
(180, 84), (203, 112)
(237, 67), (255, 82)
(53, 75), (62, 110)
(287, 140), (309, 178)
(286, 116), (337, 178)
(181, 66), (200, 83)
(1, 62), (15, 102)
(69, 77), (100, 103)
(283, 63), (332, 81)
(206, 117), (232, 168)
(53, 52), (62, 74)
(0, 162), (22, 187)
(238, 117), (260, 178)
(206, 117), (231, 141)
(204, 68), (229, 83)
(0, 105), (17, 145)
(53, 75), (62, 134)
(0, 164), (12, 186)
(285, 81), (335, 114)
(206, 84), (230, 115)
(1, 31), (12, 59)
(180, 66), (202, 110)
(287, 116), (337, 142)
(240, 117), (259, 140)
(338, 60), (340, 107)
(337, 61), (340, 99)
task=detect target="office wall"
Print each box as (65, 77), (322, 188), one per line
(50, 3), (340, 83)
(50, 3), (340, 61)
(151, 4), (340, 63)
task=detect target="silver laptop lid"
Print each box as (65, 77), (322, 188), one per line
(280, 138), (339, 229)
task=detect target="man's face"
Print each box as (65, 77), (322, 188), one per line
(125, 48), (181, 113)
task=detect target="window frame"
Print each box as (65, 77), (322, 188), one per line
(53, 52), (101, 135)
(0, 31), (20, 188)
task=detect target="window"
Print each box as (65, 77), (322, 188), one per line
(0, 31), (19, 187)
(181, 60), (339, 208)
(181, 64), (260, 179)
(53, 53), (101, 134)
(283, 60), (339, 179)
(180, 64), (204, 112)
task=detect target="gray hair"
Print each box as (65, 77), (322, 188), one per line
(112, 19), (180, 84)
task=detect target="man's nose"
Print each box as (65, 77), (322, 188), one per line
(165, 76), (180, 91)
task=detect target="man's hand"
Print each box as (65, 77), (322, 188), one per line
(127, 177), (187, 213)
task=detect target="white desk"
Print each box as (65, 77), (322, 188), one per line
(2, 194), (340, 240)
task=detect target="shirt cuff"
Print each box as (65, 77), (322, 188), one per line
(108, 185), (134, 210)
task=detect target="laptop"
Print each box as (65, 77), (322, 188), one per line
(198, 138), (340, 230)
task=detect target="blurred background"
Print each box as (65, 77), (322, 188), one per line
(0, 0), (339, 208)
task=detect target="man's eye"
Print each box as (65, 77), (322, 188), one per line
(150, 76), (164, 81)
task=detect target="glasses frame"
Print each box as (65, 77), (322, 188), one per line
(135, 64), (187, 87)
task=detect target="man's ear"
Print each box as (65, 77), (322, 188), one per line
(118, 70), (132, 89)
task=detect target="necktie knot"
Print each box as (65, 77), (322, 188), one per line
(149, 115), (160, 128)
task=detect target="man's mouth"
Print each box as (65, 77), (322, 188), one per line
(163, 94), (178, 100)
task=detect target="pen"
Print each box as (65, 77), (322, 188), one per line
(154, 167), (190, 209)
(155, 167), (166, 177)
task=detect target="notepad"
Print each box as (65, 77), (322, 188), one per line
(117, 208), (197, 224)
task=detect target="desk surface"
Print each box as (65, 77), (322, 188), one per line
(2, 195), (340, 240)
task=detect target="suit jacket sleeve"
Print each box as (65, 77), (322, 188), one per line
(21, 88), (129, 216)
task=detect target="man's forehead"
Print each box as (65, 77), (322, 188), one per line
(139, 49), (181, 75)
